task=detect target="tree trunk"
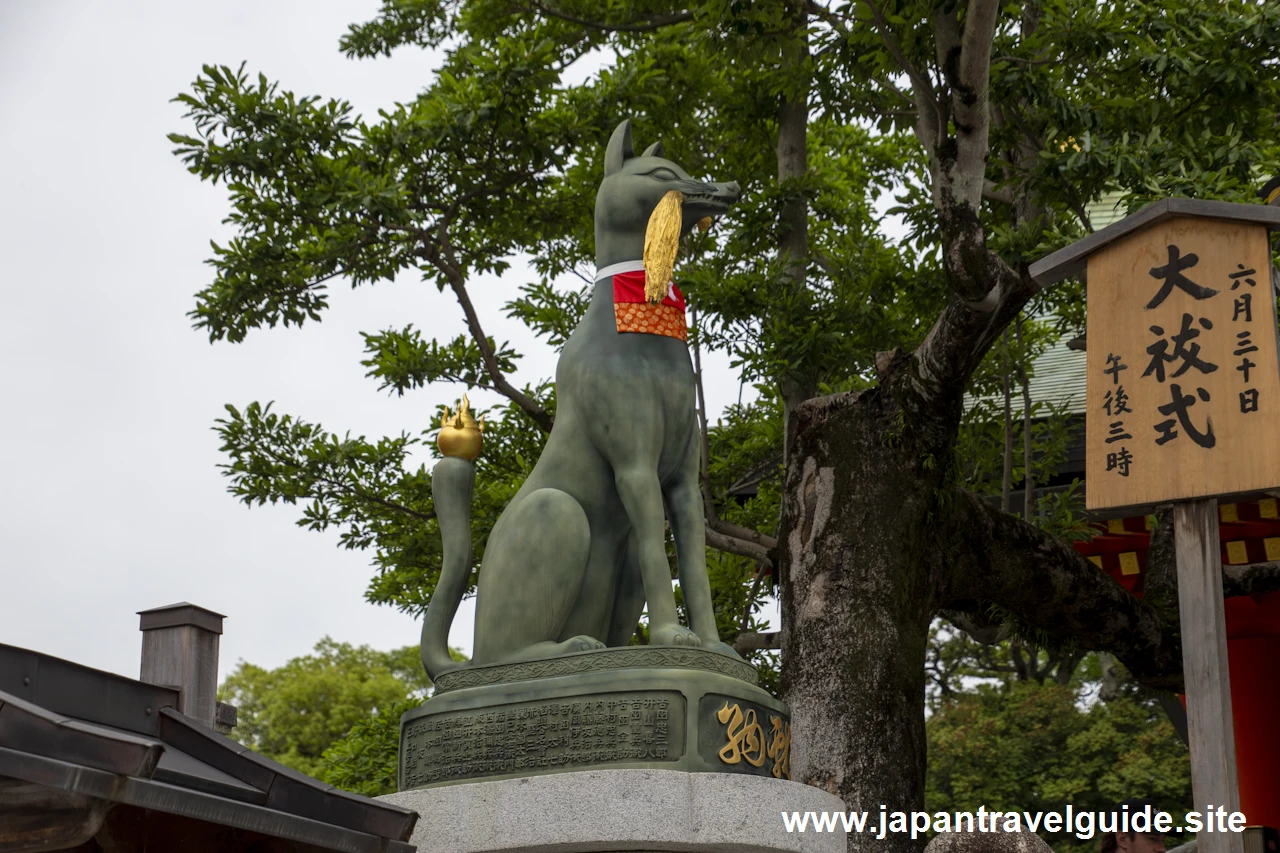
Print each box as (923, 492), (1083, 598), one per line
(1000, 327), (1013, 513)
(1017, 314), (1034, 520)
(776, 6), (812, 458)
(1098, 652), (1120, 700)
(780, 386), (941, 853)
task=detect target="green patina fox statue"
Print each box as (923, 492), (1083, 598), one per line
(421, 120), (742, 678)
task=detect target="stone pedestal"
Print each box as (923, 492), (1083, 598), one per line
(399, 647), (789, 789)
(379, 768), (846, 853)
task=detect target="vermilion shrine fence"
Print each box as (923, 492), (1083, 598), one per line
(1074, 500), (1280, 828)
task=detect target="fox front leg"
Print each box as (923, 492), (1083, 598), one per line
(614, 465), (700, 647)
(665, 431), (741, 658)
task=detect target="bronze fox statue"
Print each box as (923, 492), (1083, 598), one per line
(421, 120), (742, 678)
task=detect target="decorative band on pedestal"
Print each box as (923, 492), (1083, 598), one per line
(432, 646), (758, 694)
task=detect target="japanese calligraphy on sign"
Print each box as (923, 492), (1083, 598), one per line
(1085, 218), (1280, 510)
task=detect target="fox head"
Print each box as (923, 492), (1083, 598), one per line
(594, 119), (741, 269)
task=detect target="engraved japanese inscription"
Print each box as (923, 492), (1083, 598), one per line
(401, 692), (686, 787)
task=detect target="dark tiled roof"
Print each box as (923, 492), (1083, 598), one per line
(0, 643), (417, 853)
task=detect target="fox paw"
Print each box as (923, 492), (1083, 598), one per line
(701, 639), (741, 659)
(564, 635), (607, 653)
(649, 624), (702, 648)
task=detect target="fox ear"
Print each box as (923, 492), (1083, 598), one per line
(642, 140), (664, 158)
(604, 120), (634, 176)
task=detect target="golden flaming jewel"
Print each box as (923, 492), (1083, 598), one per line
(438, 393), (485, 461)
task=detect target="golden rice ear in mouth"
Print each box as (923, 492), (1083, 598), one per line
(644, 190), (684, 304)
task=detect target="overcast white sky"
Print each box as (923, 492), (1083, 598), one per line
(0, 0), (763, 684)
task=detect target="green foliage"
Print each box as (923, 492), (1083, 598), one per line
(685, 121), (943, 394)
(362, 327), (523, 396)
(504, 280), (591, 350)
(927, 683), (1192, 853)
(214, 393), (547, 613)
(990, 0), (1280, 218)
(926, 623), (1191, 851)
(171, 30), (594, 344)
(319, 698), (424, 796)
(219, 638), (431, 777)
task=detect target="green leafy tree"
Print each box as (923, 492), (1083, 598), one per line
(923, 621), (1193, 853)
(319, 698), (424, 796)
(175, 0), (1280, 847)
(927, 682), (1192, 853)
(219, 639), (431, 776)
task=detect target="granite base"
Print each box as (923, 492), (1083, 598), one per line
(380, 768), (846, 853)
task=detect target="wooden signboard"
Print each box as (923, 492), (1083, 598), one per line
(1030, 199), (1280, 850)
(1084, 217), (1280, 511)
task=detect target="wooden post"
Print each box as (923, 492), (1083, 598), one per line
(1174, 499), (1241, 853)
(138, 602), (224, 727)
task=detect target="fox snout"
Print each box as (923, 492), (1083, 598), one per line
(597, 174), (739, 247)
(594, 120), (742, 268)
(677, 180), (740, 230)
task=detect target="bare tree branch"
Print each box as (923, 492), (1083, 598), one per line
(1224, 561), (1280, 598)
(443, 270), (555, 432)
(713, 517), (778, 551)
(958, 0), (1000, 99)
(982, 179), (1015, 206)
(733, 630), (780, 654)
(941, 609), (1009, 645)
(707, 524), (774, 568)
(905, 269), (1030, 406)
(941, 487), (1183, 690)
(930, 0), (997, 212)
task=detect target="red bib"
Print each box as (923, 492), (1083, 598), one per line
(609, 268), (687, 341)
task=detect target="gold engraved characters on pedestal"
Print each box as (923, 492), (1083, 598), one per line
(438, 394), (485, 461)
(716, 701), (765, 768)
(767, 715), (791, 780)
(715, 702), (792, 780)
